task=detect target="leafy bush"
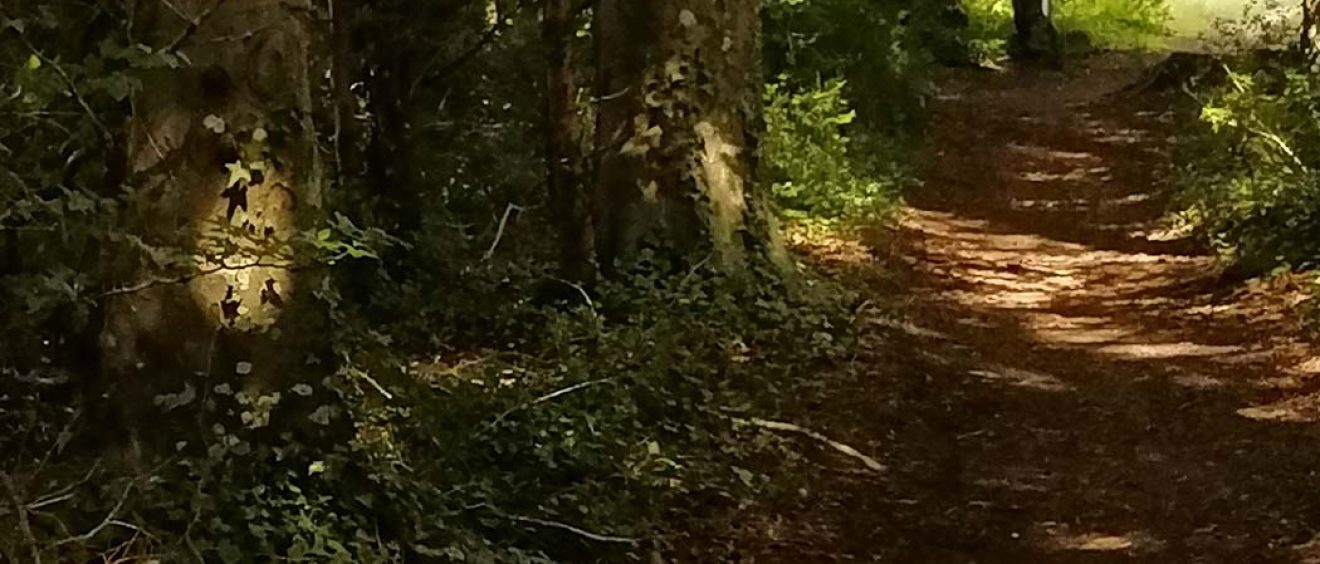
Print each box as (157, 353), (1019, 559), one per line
(765, 79), (906, 219)
(2, 262), (857, 562)
(1173, 0), (1320, 273)
(1175, 64), (1320, 272)
(761, 0), (935, 221)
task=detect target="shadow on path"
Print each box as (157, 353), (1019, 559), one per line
(744, 54), (1320, 563)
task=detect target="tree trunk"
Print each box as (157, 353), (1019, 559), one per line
(593, 0), (788, 274)
(544, 0), (595, 281)
(1011, 0), (1059, 62)
(103, 0), (327, 456)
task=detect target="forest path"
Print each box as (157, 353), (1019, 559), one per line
(749, 54), (1320, 563)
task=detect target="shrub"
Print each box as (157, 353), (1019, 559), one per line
(764, 79), (906, 220)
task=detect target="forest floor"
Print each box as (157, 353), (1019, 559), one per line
(736, 53), (1320, 562)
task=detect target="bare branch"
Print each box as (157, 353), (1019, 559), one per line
(482, 504), (638, 545)
(483, 203), (526, 261)
(98, 259), (298, 299)
(1, 472), (41, 564)
(163, 0), (229, 52)
(484, 376), (619, 431)
(0, 19), (112, 143)
(734, 417), (887, 474)
(54, 481), (135, 547)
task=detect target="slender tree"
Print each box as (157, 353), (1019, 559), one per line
(545, 0), (595, 281)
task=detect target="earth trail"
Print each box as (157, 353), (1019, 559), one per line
(749, 55), (1320, 563)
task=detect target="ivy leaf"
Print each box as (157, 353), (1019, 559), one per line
(203, 114), (227, 134)
(679, 9), (698, 28)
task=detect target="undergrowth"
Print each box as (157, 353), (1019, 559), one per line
(1, 257), (860, 562)
(1172, 0), (1320, 275)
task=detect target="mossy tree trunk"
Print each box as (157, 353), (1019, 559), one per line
(102, 0), (326, 456)
(593, 0), (788, 275)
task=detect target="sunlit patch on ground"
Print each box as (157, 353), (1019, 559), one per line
(969, 365), (1073, 392)
(1236, 393), (1320, 423)
(1035, 525), (1165, 554)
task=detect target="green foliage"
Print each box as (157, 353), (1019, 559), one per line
(0, 1), (878, 561)
(1176, 64), (1320, 272)
(963, 0), (1171, 60)
(1169, 0), (1320, 274)
(3, 260), (857, 561)
(764, 0), (934, 131)
(761, 0), (936, 222)
(764, 79), (905, 219)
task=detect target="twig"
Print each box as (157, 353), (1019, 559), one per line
(550, 276), (597, 317)
(163, 0), (228, 52)
(734, 417), (886, 474)
(483, 504), (637, 545)
(483, 203), (526, 260)
(1, 472), (41, 564)
(484, 377), (619, 431)
(507, 513), (638, 545)
(27, 461), (101, 512)
(0, 20), (112, 143)
(54, 481), (135, 546)
(98, 259), (297, 299)
(407, 0), (534, 99)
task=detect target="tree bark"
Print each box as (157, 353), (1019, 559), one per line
(104, 0), (327, 455)
(592, 0), (788, 274)
(1011, 0), (1059, 62)
(544, 0), (595, 281)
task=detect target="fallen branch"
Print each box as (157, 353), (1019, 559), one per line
(550, 276), (597, 318)
(54, 481), (134, 547)
(483, 203), (526, 261)
(483, 377), (618, 431)
(483, 504), (638, 545)
(734, 417), (886, 474)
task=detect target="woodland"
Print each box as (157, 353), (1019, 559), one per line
(5, 0), (1320, 562)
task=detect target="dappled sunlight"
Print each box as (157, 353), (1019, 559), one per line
(772, 53), (1320, 563)
(1236, 393), (1320, 423)
(969, 365), (1073, 392)
(1036, 526), (1165, 554)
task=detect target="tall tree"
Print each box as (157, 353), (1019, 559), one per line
(545, 0), (595, 281)
(102, 0), (326, 454)
(592, 0), (788, 273)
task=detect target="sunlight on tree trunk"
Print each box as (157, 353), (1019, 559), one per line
(104, 0), (325, 455)
(593, 0), (789, 274)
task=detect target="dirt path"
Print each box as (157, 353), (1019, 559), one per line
(747, 55), (1320, 563)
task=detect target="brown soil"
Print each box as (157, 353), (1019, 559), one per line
(741, 54), (1320, 563)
